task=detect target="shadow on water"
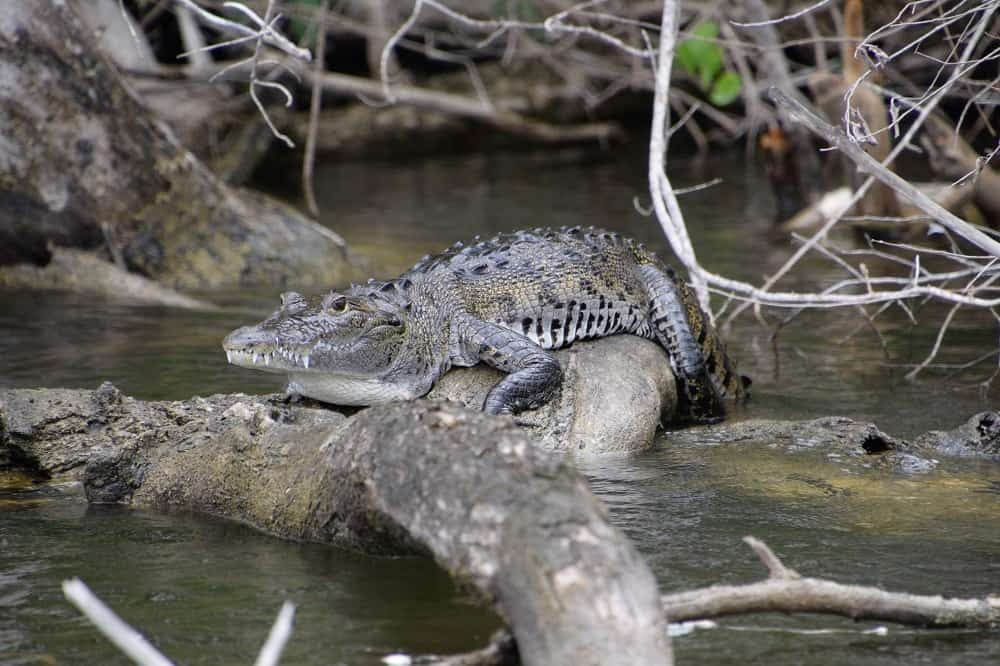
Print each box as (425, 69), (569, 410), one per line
(2, 145), (998, 664)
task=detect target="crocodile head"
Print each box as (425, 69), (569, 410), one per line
(223, 290), (412, 404)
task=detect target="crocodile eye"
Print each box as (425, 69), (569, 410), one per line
(326, 295), (349, 313)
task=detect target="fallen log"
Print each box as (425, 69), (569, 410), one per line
(0, 385), (672, 666)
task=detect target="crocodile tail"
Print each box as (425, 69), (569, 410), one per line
(639, 264), (726, 423)
(676, 370), (728, 424)
(637, 260), (748, 422)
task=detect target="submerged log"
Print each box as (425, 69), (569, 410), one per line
(667, 411), (1000, 470)
(0, 2), (357, 290)
(0, 248), (213, 310)
(0, 385), (672, 666)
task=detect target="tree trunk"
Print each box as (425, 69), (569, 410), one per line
(0, 385), (673, 666)
(0, 2), (357, 290)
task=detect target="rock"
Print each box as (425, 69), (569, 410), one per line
(0, 3), (361, 289)
(912, 411), (1000, 458)
(429, 336), (677, 456)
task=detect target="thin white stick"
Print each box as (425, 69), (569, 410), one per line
(173, 0), (311, 61)
(254, 601), (296, 666)
(647, 1), (711, 312)
(62, 578), (173, 666)
(773, 88), (1000, 257)
(248, 0), (295, 148)
(730, 0), (832, 28)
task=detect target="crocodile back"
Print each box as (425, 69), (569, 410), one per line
(404, 226), (745, 400)
(407, 227), (649, 346)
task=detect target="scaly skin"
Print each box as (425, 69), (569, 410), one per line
(223, 227), (747, 422)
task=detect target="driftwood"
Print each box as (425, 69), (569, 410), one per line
(663, 537), (1000, 629)
(0, 2), (357, 289)
(4, 381), (999, 663)
(0, 385), (672, 666)
(0, 247), (213, 310)
(778, 182), (973, 236)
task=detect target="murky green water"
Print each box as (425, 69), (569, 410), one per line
(2, 146), (998, 664)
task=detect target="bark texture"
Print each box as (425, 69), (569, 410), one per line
(0, 3), (356, 289)
(430, 335), (677, 455)
(662, 537), (1000, 629)
(0, 385), (672, 666)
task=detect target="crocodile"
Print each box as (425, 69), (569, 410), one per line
(223, 227), (747, 422)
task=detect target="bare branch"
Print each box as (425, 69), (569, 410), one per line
(662, 538), (1000, 628)
(62, 578), (173, 666)
(254, 602), (296, 666)
(730, 0), (832, 28)
(303, 0), (329, 218)
(172, 0), (311, 61)
(744, 536), (800, 580)
(771, 88), (1000, 258)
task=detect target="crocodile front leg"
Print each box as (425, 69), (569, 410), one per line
(461, 320), (562, 415)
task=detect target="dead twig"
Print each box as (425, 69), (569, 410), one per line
(303, 0), (329, 218)
(771, 88), (1000, 258)
(661, 537), (1000, 628)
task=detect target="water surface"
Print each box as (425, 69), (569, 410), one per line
(1, 146), (998, 664)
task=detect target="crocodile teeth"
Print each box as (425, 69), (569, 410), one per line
(226, 351), (232, 363)
(252, 353), (260, 364)
(303, 355), (310, 369)
(264, 353), (271, 366)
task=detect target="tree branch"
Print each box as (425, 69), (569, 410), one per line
(662, 537), (1000, 628)
(771, 87), (1000, 258)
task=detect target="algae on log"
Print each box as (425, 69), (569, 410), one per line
(667, 412), (1000, 469)
(0, 385), (673, 666)
(0, 3), (355, 290)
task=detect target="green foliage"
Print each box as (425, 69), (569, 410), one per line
(675, 21), (742, 107)
(287, 0), (323, 44)
(709, 71), (742, 106)
(492, 0), (541, 22)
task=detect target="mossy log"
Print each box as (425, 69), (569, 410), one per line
(0, 385), (672, 666)
(0, 2), (356, 290)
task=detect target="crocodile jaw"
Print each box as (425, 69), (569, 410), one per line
(286, 372), (423, 405)
(225, 348), (312, 374)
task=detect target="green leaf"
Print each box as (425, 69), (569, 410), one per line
(690, 21), (719, 41)
(709, 70), (742, 106)
(675, 21), (722, 86)
(674, 40), (701, 77)
(287, 0), (323, 44)
(697, 47), (723, 88)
